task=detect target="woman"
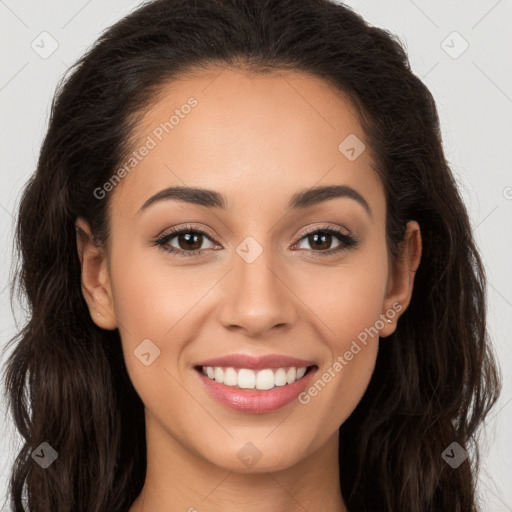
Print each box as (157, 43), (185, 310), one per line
(3, 0), (501, 510)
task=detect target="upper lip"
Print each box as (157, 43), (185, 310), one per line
(195, 354), (317, 370)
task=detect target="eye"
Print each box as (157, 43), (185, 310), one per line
(292, 226), (359, 256)
(153, 224), (359, 258)
(154, 224), (219, 257)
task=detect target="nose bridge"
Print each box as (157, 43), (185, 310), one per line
(217, 234), (296, 334)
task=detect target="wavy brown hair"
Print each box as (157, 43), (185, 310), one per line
(2, 0), (501, 510)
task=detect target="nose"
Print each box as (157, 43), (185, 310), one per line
(217, 242), (298, 337)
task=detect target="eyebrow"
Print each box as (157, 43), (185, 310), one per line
(138, 184), (372, 218)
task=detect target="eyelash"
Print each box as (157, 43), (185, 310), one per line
(153, 224), (359, 258)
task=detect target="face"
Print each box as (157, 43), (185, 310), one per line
(77, 67), (421, 474)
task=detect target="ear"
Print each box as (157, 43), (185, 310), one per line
(379, 220), (422, 337)
(75, 217), (117, 330)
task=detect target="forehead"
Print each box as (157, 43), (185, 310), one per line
(108, 66), (385, 219)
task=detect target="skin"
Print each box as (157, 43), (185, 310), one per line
(76, 67), (422, 512)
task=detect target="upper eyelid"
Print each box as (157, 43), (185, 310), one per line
(298, 224), (351, 237)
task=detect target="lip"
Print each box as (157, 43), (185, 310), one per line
(195, 365), (318, 414)
(195, 353), (316, 370)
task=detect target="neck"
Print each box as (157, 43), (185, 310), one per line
(129, 413), (347, 512)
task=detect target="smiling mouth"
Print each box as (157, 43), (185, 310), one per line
(194, 364), (317, 391)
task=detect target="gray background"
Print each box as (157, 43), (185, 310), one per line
(1, 0), (511, 510)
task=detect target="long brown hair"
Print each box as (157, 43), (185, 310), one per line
(2, 0), (501, 510)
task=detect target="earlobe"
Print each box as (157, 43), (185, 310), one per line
(379, 220), (422, 338)
(75, 217), (117, 330)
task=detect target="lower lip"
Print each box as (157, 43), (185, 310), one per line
(196, 366), (317, 414)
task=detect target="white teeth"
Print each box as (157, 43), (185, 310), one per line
(214, 367), (224, 384)
(223, 367), (238, 386)
(256, 369), (274, 390)
(238, 368), (256, 389)
(274, 368), (287, 386)
(201, 365), (310, 390)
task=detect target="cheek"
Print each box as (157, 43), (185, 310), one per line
(107, 243), (188, 389)
(293, 238), (389, 344)
(109, 240), (200, 339)
(296, 274), (383, 433)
